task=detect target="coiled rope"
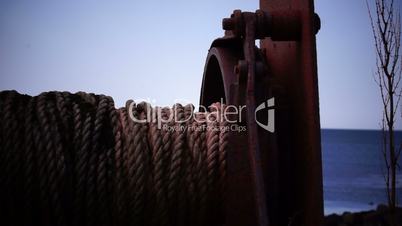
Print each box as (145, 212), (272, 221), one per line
(0, 90), (228, 226)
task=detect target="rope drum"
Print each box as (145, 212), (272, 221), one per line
(0, 90), (229, 226)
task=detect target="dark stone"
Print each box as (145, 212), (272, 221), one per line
(343, 212), (355, 224)
(324, 206), (402, 226)
(325, 214), (342, 226)
(377, 204), (388, 213)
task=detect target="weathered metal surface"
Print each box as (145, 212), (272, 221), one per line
(201, 44), (259, 226)
(260, 0), (324, 226)
(242, 12), (269, 226)
(200, 0), (323, 225)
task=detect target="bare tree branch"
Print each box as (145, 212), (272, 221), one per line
(367, 0), (401, 213)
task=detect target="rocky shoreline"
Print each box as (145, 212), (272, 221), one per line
(325, 205), (402, 226)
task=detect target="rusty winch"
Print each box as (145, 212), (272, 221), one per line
(0, 0), (323, 226)
(200, 0), (322, 225)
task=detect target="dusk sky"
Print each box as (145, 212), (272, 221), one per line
(0, 0), (399, 130)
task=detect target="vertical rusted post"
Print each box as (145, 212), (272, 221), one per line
(260, 0), (323, 226)
(242, 13), (269, 226)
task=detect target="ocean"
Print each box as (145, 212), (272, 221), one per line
(322, 129), (402, 215)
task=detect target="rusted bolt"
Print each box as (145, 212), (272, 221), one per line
(222, 10), (243, 36)
(222, 9), (320, 40)
(222, 18), (235, 31)
(314, 13), (321, 34)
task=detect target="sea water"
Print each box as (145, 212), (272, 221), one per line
(322, 129), (402, 215)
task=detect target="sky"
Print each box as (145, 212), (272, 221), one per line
(0, 0), (399, 130)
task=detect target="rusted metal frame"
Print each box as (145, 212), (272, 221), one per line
(260, 0), (324, 225)
(221, 10), (272, 226)
(200, 5), (322, 225)
(241, 12), (269, 226)
(200, 44), (259, 226)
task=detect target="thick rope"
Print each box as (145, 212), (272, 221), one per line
(0, 91), (229, 226)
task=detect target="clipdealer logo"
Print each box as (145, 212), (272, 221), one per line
(255, 97), (275, 133)
(126, 98), (275, 133)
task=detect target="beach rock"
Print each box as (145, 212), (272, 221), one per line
(324, 214), (342, 226)
(377, 204), (388, 213)
(342, 212), (355, 224)
(325, 206), (402, 226)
